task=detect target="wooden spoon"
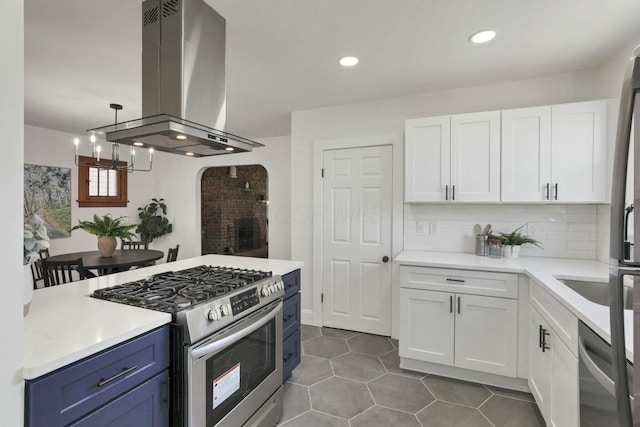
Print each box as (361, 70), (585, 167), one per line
(482, 224), (492, 235)
(473, 224), (482, 235)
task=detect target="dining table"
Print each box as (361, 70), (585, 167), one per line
(45, 249), (165, 276)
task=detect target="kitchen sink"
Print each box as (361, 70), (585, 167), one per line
(556, 278), (633, 310)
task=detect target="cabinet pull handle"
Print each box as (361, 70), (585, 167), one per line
(554, 183), (558, 201)
(445, 185), (449, 201)
(452, 185), (456, 201)
(457, 296), (461, 314)
(538, 325), (543, 348)
(97, 365), (138, 387)
(446, 278), (465, 283)
(541, 328), (551, 352)
(283, 314), (295, 323)
(544, 183), (550, 200)
(283, 352), (295, 363)
(450, 295), (453, 313)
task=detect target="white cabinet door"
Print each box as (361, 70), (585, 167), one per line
(529, 308), (551, 415)
(405, 116), (451, 202)
(399, 288), (454, 365)
(454, 294), (518, 376)
(551, 100), (607, 202)
(501, 107), (552, 202)
(529, 305), (579, 427)
(549, 333), (579, 427)
(450, 111), (501, 202)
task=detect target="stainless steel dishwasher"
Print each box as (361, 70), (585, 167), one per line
(578, 321), (634, 426)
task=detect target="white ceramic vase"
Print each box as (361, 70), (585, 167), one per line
(503, 245), (521, 259)
(24, 264), (34, 316)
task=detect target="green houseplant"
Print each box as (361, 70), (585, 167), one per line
(136, 198), (172, 244)
(24, 213), (50, 315)
(496, 225), (542, 258)
(71, 214), (137, 257)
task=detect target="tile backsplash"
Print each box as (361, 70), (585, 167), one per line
(404, 204), (611, 260)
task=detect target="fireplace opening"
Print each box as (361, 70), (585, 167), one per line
(236, 218), (261, 252)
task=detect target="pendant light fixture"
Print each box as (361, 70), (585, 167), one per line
(74, 104), (154, 173)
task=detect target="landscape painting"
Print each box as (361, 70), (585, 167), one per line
(24, 164), (71, 238)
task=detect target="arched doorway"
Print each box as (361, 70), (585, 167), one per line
(200, 165), (269, 258)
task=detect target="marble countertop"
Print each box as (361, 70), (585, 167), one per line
(395, 251), (633, 361)
(23, 254), (304, 380)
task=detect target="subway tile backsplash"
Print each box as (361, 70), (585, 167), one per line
(404, 204), (611, 260)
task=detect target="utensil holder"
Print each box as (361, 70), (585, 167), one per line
(475, 234), (488, 256)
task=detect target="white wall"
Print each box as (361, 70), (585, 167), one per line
(1, 0), (25, 424)
(291, 68), (610, 318)
(23, 127), (292, 262)
(150, 135), (292, 260)
(24, 125), (154, 254)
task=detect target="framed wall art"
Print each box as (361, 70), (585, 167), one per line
(24, 164), (71, 238)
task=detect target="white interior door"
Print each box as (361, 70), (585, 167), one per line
(322, 145), (392, 335)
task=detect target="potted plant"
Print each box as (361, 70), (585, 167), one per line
(136, 198), (173, 244)
(71, 214), (137, 257)
(24, 213), (50, 315)
(496, 225), (542, 258)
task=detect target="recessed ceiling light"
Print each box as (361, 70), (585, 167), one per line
(225, 147), (234, 152)
(469, 29), (497, 44)
(133, 141), (144, 147)
(338, 56), (359, 67)
(185, 152), (194, 156)
(176, 135), (188, 140)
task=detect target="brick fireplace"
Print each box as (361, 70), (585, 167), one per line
(201, 165), (268, 257)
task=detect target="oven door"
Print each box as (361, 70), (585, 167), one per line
(187, 300), (283, 427)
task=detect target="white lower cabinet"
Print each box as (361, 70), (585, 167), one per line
(400, 288), (518, 377)
(529, 305), (579, 427)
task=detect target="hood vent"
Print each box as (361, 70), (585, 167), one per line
(88, 0), (263, 157)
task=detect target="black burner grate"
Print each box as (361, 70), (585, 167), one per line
(92, 265), (272, 313)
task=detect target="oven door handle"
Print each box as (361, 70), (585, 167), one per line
(191, 301), (282, 360)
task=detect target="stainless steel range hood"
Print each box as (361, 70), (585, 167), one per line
(88, 0), (263, 157)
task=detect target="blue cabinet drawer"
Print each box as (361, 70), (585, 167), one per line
(283, 328), (301, 382)
(282, 269), (300, 300)
(25, 326), (170, 427)
(69, 370), (169, 427)
(283, 292), (301, 339)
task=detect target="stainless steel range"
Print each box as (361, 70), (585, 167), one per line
(92, 265), (285, 427)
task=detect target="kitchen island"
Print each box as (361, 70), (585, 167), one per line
(23, 254), (304, 379)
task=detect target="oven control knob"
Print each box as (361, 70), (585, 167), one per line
(221, 304), (232, 316)
(268, 284), (276, 294)
(207, 307), (222, 321)
(276, 281), (284, 291)
(261, 286), (271, 297)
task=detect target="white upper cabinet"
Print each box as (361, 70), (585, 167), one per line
(502, 100), (608, 203)
(404, 116), (451, 202)
(550, 100), (607, 202)
(501, 106), (552, 202)
(405, 111), (500, 202)
(450, 111), (501, 202)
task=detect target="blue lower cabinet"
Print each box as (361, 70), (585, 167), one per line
(70, 370), (169, 427)
(283, 328), (301, 382)
(282, 269), (302, 383)
(25, 326), (170, 427)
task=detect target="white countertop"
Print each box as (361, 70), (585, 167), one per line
(23, 254), (304, 380)
(395, 251), (633, 361)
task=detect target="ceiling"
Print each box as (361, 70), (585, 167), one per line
(25, 0), (640, 140)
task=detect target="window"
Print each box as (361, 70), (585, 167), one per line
(77, 155), (128, 207)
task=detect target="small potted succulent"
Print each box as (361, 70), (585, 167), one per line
(496, 225), (542, 258)
(71, 214), (137, 257)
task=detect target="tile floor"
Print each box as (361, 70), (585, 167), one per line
(278, 325), (546, 427)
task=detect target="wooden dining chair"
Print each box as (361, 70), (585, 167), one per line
(30, 249), (50, 289)
(166, 245), (179, 262)
(122, 240), (149, 250)
(41, 258), (86, 287)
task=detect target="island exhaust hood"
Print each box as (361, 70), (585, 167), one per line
(88, 0), (263, 157)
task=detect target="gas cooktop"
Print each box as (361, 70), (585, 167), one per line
(92, 265), (273, 313)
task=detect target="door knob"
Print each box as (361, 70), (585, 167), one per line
(382, 256), (390, 263)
